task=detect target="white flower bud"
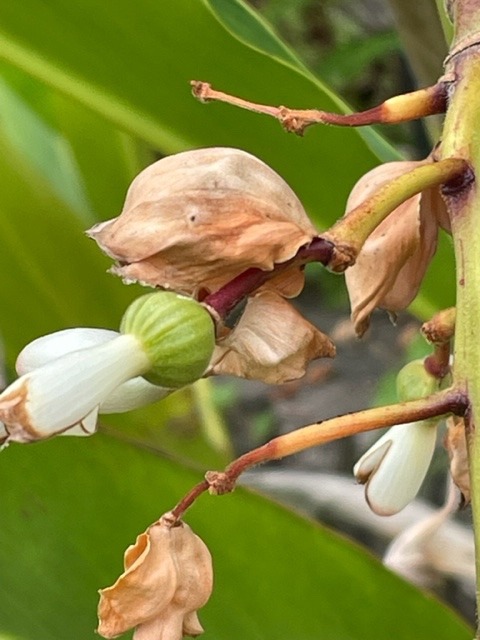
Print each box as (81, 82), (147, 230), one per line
(16, 328), (118, 375)
(16, 328), (171, 414)
(0, 334), (151, 443)
(1, 287), (218, 446)
(354, 421), (437, 516)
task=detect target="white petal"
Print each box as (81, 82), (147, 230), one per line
(353, 438), (391, 482)
(100, 378), (172, 413)
(15, 328), (170, 414)
(0, 334), (150, 442)
(60, 407), (99, 437)
(354, 422), (437, 516)
(16, 328), (119, 375)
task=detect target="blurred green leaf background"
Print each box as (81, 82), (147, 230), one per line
(0, 1), (467, 639)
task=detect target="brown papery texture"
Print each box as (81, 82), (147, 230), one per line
(209, 290), (335, 383)
(445, 416), (470, 505)
(88, 147), (317, 298)
(344, 160), (446, 336)
(97, 519), (213, 640)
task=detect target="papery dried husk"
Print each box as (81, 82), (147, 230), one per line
(88, 148), (317, 298)
(98, 519), (213, 640)
(422, 178), (451, 233)
(344, 160), (445, 336)
(444, 416), (470, 505)
(208, 290), (335, 383)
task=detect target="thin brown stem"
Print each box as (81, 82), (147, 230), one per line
(192, 81), (448, 135)
(224, 388), (466, 482)
(169, 479), (209, 521)
(167, 388), (467, 522)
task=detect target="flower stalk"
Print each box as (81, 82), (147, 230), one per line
(168, 388), (467, 523)
(191, 81), (449, 135)
(202, 236), (333, 318)
(436, 3), (480, 633)
(323, 158), (469, 265)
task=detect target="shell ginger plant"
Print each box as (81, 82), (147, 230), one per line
(3, 1), (480, 639)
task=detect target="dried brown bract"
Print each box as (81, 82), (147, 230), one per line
(98, 517), (213, 640)
(345, 160), (448, 336)
(88, 147), (317, 298)
(445, 416), (470, 505)
(209, 291), (335, 383)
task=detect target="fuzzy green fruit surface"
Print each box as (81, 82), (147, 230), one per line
(120, 292), (215, 388)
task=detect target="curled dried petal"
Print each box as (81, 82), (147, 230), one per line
(444, 416), (470, 505)
(98, 519), (213, 640)
(209, 291), (335, 384)
(88, 148), (317, 298)
(344, 160), (446, 336)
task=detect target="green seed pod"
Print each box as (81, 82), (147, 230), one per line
(120, 292), (215, 388)
(396, 359), (441, 403)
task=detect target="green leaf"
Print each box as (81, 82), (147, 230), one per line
(205, 0), (308, 70)
(0, 0), (390, 223)
(0, 131), (137, 362)
(0, 435), (472, 640)
(0, 61), (148, 224)
(0, 72), (92, 221)
(317, 31), (401, 86)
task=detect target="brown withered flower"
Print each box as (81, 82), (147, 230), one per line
(87, 147), (335, 385)
(344, 160), (448, 336)
(88, 147), (317, 299)
(98, 517), (213, 640)
(209, 290), (335, 384)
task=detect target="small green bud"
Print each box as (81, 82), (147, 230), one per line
(396, 359), (447, 403)
(120, 292), (215, 388)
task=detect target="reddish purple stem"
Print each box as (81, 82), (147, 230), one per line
(203, 236), (334, 318)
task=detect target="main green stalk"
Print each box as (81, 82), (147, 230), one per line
(440, 5), (480, 631)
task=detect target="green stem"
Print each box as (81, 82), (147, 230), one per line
(323, 158), (467, 260)
(440, 42), (480, 636)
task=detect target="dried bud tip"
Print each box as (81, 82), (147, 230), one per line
(421, 307), (456, 344)
(191, 80), (212, 103)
